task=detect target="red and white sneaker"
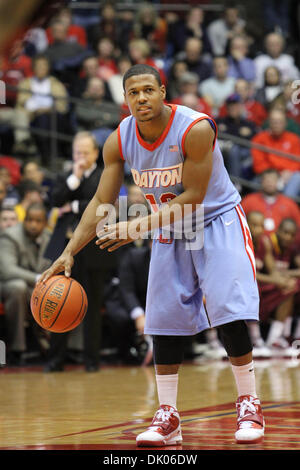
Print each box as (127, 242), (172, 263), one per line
(136, 405), (182, 447)
(235, 395), (265, 443)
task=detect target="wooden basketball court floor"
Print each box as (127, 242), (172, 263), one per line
(0, 357), (300, 452)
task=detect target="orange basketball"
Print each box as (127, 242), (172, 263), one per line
(30, 275), (88, 333)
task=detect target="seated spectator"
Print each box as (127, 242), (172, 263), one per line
(251, 109), (300, 198)
(0, 206), (18, 232)
(255, 65), (283, 109)
(247, 211), (300, 354)
(199, 56), (236, 116)
(0, 203), (51, 365)
(107, 55), (133, 106)
(14, 179), (43, 222)
(20, 160), (53, 208)
(227, 34), (256, 82)
(242, 168), (300, 233)
(72, 54), (112, 100)
(166, 60), (188, 101)
(20, 160), (44, 186)
(254, 32), (299, 88)
(216, 93), (257, 179)
(0, 44), (32, 107)
(170, 72), (212, 116)
(0, 165), (20, 206)
(207, 3), (246, 56)
(16, 54), (69, 165)
(44, 20), (87, 74)
(180, 93), (213, 117)
(167, 6), (211, 56)
(96, 37), (119, 82)
(86, 2), (124, 49)
(262, 101), (300, 137)
(46, 6), (87, 48)
(75, 77), (120, 147)
(132, 2), (168, 56)
(128, 39), (167, 85)
(105, 240), (152, 365)
(174, 37), (213, 83)
(218, 78), (267, 128)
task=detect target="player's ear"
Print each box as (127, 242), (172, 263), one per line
(160, 85), (166, 100)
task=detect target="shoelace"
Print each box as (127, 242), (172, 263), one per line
(238, 398), (257, 421)
(153, 408), (172, 425)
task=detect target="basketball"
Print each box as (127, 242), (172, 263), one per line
(30, 275), (88, 333)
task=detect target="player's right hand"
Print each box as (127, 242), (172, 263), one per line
(37, 253), (74, 285)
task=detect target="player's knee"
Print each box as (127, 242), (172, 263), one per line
(217, 320), (252, 357)
(152, 335), (187, 365)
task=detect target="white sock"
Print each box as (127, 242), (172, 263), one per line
(156, 374), (178, 409)
(283, 317), (292, 337)
(294, 318), (300, 338)
(267, 320), (284, 345)
(231, 361), (257, 398)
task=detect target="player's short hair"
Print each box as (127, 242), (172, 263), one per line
(123, 64), (162, 91)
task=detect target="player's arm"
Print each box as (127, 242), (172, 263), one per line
(38, 130), (124, 282)
(97, 119), (214, 251)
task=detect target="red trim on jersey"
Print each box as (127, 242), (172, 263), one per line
(135, 104), (177, 151)
(235, 204), (256, 281)
(117, 125), (125, 161)
(181, 116), (218, 158)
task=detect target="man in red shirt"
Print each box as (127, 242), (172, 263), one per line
(242, 168), (300, 233)
(251, 109), (300, 198)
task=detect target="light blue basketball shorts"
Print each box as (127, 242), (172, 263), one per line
(144, 204), (259, 336)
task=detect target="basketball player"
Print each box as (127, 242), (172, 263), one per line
(39, 64), (265, 446)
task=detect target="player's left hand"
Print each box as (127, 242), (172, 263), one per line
(96, 220), (143, 251)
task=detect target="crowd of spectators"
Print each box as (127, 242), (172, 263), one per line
(0, 1), (300, 368)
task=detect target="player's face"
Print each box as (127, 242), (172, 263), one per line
(24, 209), (47, 239)
(124, 74), (166, 122)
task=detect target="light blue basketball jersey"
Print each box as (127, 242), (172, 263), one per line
(118, 104), (241, 229)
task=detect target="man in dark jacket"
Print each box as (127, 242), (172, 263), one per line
(44, 131), (118, 372)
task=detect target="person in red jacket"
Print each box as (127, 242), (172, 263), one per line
(242, 168), (300, 233)
(251, 109), (300, 198)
